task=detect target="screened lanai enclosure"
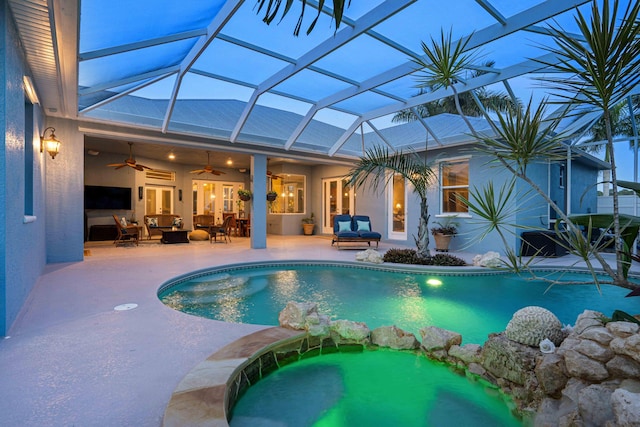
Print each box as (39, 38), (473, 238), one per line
(8, 0), (637, 161)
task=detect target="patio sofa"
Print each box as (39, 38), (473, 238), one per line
(331, 214), (381, 249)
(144, 214), (183, 239)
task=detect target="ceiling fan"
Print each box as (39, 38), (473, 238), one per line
(107, 142), (153, 171)
(190, 151), (226, 175)
(267, 170), (282, 180)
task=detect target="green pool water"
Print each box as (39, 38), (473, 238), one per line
(159, 263), (638, 344)
(230, 349), (522, 427)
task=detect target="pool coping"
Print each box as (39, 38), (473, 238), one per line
(158, 259), (640, 296)
(162, 327), (305, 427)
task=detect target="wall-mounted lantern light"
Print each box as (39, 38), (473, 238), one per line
(40, 127), (61, 159)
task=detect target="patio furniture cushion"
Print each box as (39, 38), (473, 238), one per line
(356, 220), (370, 231)
(338, 221), (352, 232)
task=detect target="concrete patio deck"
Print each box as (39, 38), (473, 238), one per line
(0, 235), (634, 426)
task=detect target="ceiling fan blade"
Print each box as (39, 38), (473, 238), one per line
(210, 170), (225, 175)
(107, 162), (125, 167)
(190, 169), (203, 174)
(134, 165), (144, 171)
(114, 164), (127, 170)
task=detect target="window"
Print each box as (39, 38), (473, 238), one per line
(559, 164), (565, 188)
(440, 159), (469, 214)
(391, 173), (406, 233)
(270, 174), (305, 214)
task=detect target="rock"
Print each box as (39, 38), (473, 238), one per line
(611, 388), (640, 426)
(534, 398), (561, 427)
(468, 362), (486, 377)
(578, 326), (614, 346)
(505, 306), (564, 347)
(620, 379), (640, 393)
(564, 349), (609, 382)
(610, 335), (640, 364)
(355, 249), (383, 264)
(419, 326), (461, 352)
(330, 319), (370, 344)
(472, 251), (501, 267)
(577, 384), (615, 427)
(607, 322), (640, 338)
(573, 310), (605, 335)
(278, 301), (325, 330)
(574, 339), (615, 362)
(606, 355), (640, 379)
(481, 333), (540, 386)
(606, 321), (640, 338)
(448, 343), (482, 365)
(535, 353), (568, 396)
(370, 326), (419, 350)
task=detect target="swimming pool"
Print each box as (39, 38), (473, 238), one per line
(158, 261), (639, 344)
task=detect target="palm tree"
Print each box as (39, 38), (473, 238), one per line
(255, 0), (350, 36)
(393, 61), (519, 123)
(345, 146), (436, 257)
(537, 0), (640, 286)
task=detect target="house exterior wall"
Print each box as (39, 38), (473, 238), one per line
(570, 161), (598, 215)
(0, 2), (47, 336)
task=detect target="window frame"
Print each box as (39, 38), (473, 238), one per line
(438, 156), (470, 216)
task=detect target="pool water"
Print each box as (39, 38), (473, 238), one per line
(230, 349), (522, 427)
(159, 264), (638, 344)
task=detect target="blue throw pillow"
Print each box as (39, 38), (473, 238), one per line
(357, 220), (370, 231)
(338, 221), (352, 232)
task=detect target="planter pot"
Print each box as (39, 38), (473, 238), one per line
(302, 223), (315, 235)
(266, 193), (277, 202)
(433, 233), (453, 252)
(239, 194), (251, 201)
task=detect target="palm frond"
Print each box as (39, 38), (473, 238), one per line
(474, 99), (567, 174)
(536, 0), (640, 110)
(255, 0), (351, 36)
(345, 146), (436, 198)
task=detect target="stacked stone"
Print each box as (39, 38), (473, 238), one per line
(278, 302), (640, 425)
(534, 310), (640, 426)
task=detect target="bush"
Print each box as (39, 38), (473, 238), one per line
(383, 248), (466, 266)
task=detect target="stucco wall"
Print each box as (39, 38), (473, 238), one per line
(1, 3), (47, 335)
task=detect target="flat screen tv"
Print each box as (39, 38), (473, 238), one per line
(84, 185), (132, 210)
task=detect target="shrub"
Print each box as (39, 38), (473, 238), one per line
(383, 248), (466, 266)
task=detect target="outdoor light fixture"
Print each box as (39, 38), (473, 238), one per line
(168, 152), (176, 160)
(226, 158), (233, 165)
(40, 127), (61, 159)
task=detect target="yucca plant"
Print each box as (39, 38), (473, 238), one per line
(535, 0), (640, 288)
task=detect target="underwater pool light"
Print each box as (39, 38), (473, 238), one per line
(426, 278), (443, 287)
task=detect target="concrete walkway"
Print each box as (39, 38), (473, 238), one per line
(0, 236), (634, 426)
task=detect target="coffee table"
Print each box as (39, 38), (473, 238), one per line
(160, 229), (190, 244)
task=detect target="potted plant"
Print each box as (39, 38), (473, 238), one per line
(430, 219), (458, 252)
(266, 190), (277, 202)
(301, 213), (315, 235)
(238, 189), (252, 201)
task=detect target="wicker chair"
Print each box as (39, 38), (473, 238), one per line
(112, 215), (139, 246)
(209, 215), (233, 243)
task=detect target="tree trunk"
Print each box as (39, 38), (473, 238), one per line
(415, 198), (431, 257)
